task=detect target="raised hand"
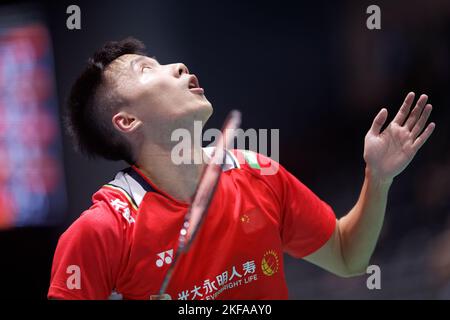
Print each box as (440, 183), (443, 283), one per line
(363, 92), (435, 183)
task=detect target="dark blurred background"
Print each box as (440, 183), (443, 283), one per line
(0, 0), (449, 299)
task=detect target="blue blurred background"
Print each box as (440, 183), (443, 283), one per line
(0, 0), (449, 299)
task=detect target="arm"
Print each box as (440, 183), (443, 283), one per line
(304, 171), (392, 277)
(304, 92), (435, 277)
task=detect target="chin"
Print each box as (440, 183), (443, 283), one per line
(201, 101), (213, 121)
(188, 100), (213, 123)
(171, 98), (213, 126)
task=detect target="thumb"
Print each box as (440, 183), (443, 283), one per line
(370, 108), (388, 135)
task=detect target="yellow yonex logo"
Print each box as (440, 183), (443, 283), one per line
(261, 250), (279, 276)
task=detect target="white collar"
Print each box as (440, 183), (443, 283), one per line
(202, 146), (240, 171)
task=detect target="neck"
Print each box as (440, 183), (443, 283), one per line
(134, 142), (205, 203)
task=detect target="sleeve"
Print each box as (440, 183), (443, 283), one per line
(236, 150), (336, 258)
(47, 201), (124, 300)
(277, 164), (336, 258)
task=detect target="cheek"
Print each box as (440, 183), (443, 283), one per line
(146, 78), (185, 107)
(134, 78), (166, 106)
(134, 78), (183, 116)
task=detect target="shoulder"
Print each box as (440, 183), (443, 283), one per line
(59, 193), (123, 247)
(60, 167), (147, 243)
(227, 149), (286, 206)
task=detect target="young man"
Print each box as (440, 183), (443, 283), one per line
(48, 38), (435, 300)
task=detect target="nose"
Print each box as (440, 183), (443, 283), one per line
(172, 63), (189, 77)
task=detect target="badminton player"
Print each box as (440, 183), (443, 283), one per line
(48, 38), (435, 300)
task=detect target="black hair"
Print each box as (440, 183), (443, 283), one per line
(65, 37), (147, 164)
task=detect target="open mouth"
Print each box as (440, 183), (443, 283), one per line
(188, 75), (204, 94)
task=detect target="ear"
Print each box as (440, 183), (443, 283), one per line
(112, 111), (142, 134)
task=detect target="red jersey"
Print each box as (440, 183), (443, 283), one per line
(48, 148), (336, 300)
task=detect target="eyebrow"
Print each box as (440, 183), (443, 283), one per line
(130, 56), (159, 70)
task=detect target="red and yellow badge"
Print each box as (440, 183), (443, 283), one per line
(261, 250), (279, 276)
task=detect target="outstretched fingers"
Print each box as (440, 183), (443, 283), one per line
(412, 122), (435, 152)
(410, 104), (433, 140)
(404, 94), (428, 131)
(392, 92), (415, 126)
(370, 108), (389, 135)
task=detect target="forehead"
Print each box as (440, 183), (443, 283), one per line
(106, 54), (141, 74)
(104, 54), (159, 82)
(110, 54), (159, 70)
(114, 53), (145, 66)
(103, 54), (145, 84)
